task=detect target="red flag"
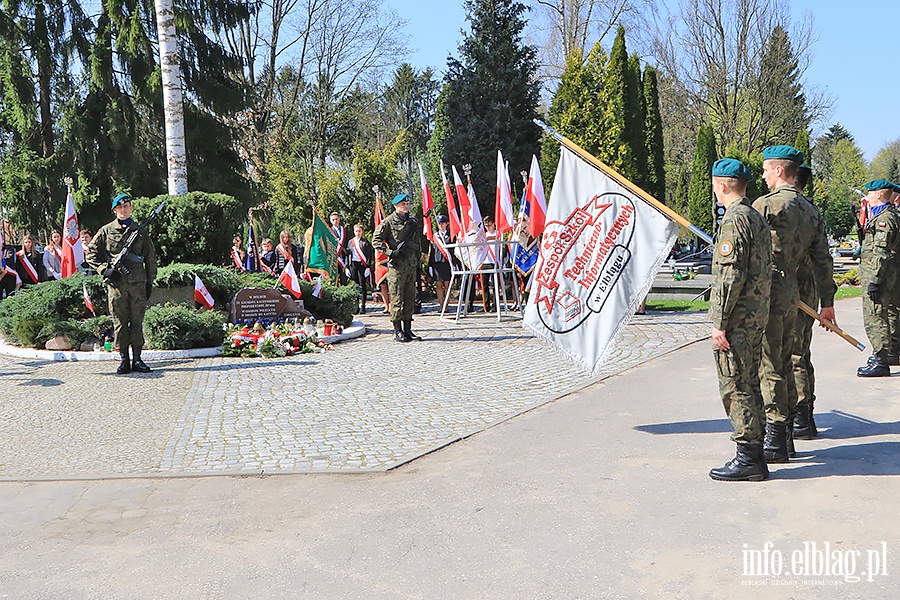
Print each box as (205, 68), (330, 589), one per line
(452, 165), (472, 233)
(83, 283), (95, 315)
(419, 163), (434, 243)
(61, 190), (82, 278)
(278, 258), (303, 299)
(526, 155), (547, 239)
(374, 195), (389, 286)
(495, 150), (515, 234)
(440, 160), (462, 241)
(194, 274), (215, 309)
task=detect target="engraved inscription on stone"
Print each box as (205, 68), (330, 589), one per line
(231, 288), (312, 322)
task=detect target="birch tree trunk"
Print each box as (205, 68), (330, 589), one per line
(155, 0), (188, 196)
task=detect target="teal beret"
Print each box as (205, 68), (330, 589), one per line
(865, 179), (894, 192)
(711, 158), (752, 180)
(112, 193), (132, 209)
(392, 193), (409, 205)
(892, 183), (900, 193)
(763, 145), (804, 163)
(799, 163), (811, 172)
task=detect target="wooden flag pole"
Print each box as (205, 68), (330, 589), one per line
(534, 119), (865, 353)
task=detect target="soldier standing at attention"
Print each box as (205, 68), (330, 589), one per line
(707, 159), (773, 481)
(373, 193), (422, 343)
(87, 193), (157, 375)
(753, 145), (805, 464)
(886, 182), (900, 366)
(856, 180), (900, 377)
(791, 164), (837, 441)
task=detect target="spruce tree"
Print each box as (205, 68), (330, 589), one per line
(626, 53), (646, 187)
(599, 25), (632, 178)
(687, 125), (717, 236)
(439, 0), (541, 208)
(794, 128), (812, 195)
(889, 157), (900, 184)
(642, 65), (665, 203)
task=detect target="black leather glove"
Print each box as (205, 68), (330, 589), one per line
(145, 282), (153, 300)
(102, 267), (118, 281)
(868, 282), (881, 304)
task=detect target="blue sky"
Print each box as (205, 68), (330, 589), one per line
(384, 0), (898, 162)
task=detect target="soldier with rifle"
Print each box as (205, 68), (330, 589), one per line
(373, 193), (422, 343)
(86, 193), (159, 375)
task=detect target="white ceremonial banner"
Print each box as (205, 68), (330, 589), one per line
(523, 147), (677, 374)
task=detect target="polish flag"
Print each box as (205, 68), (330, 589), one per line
(452, 165), (472, 232)
(83, 283), (96, 315)
(419, 163), (434, 243)
(495, 150), (515, 234)
(440, 160), (462, 241)
(194, 274), (215, 309)
(312, 276), (323, 299)
(61, 189), (83, 278)
(278, 260), (303, 299)
(526, 155), (548, 239)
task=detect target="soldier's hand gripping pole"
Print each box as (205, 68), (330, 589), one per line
(533, 118), (866, 353)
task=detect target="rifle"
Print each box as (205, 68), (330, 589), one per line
(107, 201), (165, 279)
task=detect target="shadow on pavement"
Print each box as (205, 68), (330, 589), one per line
(87, 358), (316, 377)
(771, 442), (900, 478)
(16, 378), (64, 387)
(634, 419), (732, 434)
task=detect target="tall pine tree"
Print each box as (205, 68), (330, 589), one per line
(437, 0), (541, 208)
(687, 124), (717, 236)
(643, 65), (665, 203)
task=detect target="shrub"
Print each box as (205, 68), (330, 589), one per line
(834, 268), (859, 287)
(154, 263), (242, 306)
(143, 304), (228, 350)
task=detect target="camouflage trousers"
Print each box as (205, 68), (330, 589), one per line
(108, 283), (148, 354)
(791, 276), (817, 408)
(714, 327), (766, 444)
(862, 295), (893, 358)
(387, 264), (416, 323)
(889, 297), (900, 355)
(760, 274), (799, 426)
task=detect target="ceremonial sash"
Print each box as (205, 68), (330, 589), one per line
(50, 245), (62, 279)
(231, 247), (245, 270)
(17, 250), (39, 284)
(278, 244), (294, 263)
(433, 234), (452, 262)
(350, 238), (368, 266)
(333, 226), (347, 268)
(485, 234), (499, 265)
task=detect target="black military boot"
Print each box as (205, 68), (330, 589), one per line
(857, 355), (890, 377)
(116, 348), (131, 375)
(793, 402), (816, 439)
(709, 444), (768, 482)
(763, 423), (789, 464)
(886, 353), (900, 366)
(393, 321), (409, 343)
(131, 348), (151, 373)
(786, 422), (796, 458)
(808, 399), (818, 437)
(403, 319), (422, 341)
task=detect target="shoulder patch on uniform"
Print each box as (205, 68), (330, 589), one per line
(717, 240), (734, 256)
(876, 231), (887, 240)
(877, 221), (887, 228)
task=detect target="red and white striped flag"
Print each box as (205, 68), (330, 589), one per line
(61, 189), (83, 278)
(452, 165), (472, 233)
(278, 260), (303, 299)
(194, 274), (215, 309)
(419, 163), (434, 243)
(312, 276), (323, 299)
(83, 283), (95, 315)
(526, 155), (548, 239)
(440, 160), (462, 241)
(495, 150), (515, 234)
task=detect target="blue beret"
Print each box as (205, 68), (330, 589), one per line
(112, 193), (132, 209)
(763, 145), (804, 163)
(711, 158), (752, 180)
(392, 193), (409, 205)
(865, 179), (894, 192)
(436, 214), (449, 223)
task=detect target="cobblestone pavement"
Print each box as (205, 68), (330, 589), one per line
(0, 306), (710, 479)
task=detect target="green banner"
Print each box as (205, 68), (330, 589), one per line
(306, 209), (339, 281)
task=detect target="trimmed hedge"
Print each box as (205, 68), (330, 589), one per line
(143, 304), (228, 349)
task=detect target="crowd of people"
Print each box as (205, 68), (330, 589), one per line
(706, 145), (900, 483)
(0, 228), (96, 298)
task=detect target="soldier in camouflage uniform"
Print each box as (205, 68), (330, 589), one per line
(857, 180), (900, 377)
(886, 182), (900, 365)
(373, 193), (422, 343)
(752, 145), (809, 464)
(86, 193), (157, 375)
(707, 159), (773, 482)
(791, 164), (837, 440)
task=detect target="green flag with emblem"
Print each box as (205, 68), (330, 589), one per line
(306, 209), (339, 281)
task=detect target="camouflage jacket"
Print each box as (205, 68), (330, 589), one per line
(859, 204), (900, 286)
(86, 219), (158, 285)
(796, 194), (836, 308)
(752, 185), (804, 276)
(373, 211), (421, 267)
(708, 198), (773, 332)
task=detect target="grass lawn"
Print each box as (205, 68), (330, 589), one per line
(645, 285), (862, 312)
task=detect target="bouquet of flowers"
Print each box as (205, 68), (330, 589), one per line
(221, 320), (333, 358)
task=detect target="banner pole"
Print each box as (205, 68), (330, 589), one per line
(533, 119), (865, 353)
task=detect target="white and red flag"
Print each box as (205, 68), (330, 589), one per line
(61, 189), (83, 278)
(312, 276), (323, 299)
(440, 160), (463, 241)
(523, 147), (676, 374)
(495, 151), (515, 234)
(373, 194), (389, 286)
(83, 283), (96, 315)
(452, 165), (473, 232)
(525, 155), (548, 239)
(278, 259), (303, 299)
(194, 274), (215, 309)
(460, 181), (489, 269)
(419, 163), (434, 243)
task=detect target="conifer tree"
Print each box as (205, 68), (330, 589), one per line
(794, 128), (812, 195)
(626, 53), (646, 187)
(438, 0), (541, 207)
(599, 25), (632, 178)
(687, 124), (717, 236)
(643, 65), (665, 203)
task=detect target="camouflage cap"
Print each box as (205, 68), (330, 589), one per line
(762, 145), (804, 163)
(711, 158), (752, 180)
